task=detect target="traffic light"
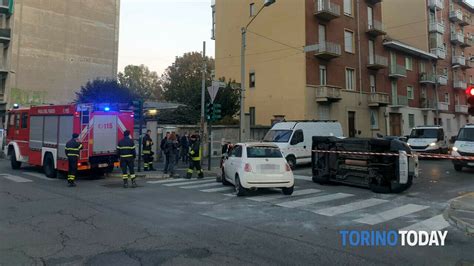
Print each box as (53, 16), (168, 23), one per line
(206, 103), (214, 121)
(467, 86), (474, 116)
(212, 103), (222, 121)
(131, 100), (143, 120)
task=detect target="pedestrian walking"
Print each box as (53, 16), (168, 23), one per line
(142, 130), (155, 171)
(161, 132), (170, 173)
(186, 134), (204, 179)
(180, 133), (189, 164)
(117, 130), (137, 188)
(65, 133), (83, 187)
(164, 132), (179, 177)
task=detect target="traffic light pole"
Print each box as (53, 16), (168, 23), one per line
(208, 120), (212, 170)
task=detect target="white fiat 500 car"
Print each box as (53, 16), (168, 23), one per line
(222, 143), (294, 196)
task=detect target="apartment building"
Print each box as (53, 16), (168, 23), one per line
(213, 0), (473, 138)
(0, 0), (120, 125)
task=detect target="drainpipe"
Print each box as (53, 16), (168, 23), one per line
(357, 0), (363, 103)
(434, 62), (439, 126)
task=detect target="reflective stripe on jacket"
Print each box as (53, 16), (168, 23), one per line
(188, 142), (201, 161)
(117, 137), (136, 158)
(65, 139), (83, 157)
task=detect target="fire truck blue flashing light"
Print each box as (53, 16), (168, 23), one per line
(104, 106), (110, 112)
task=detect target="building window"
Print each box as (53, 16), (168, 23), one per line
(345, 68), (355, 90)
(344, 30), (354, 53)
(249, 107), (256, 126)
(318, 105), (330, 120)
(249, 72), (255, 88)
(470, 75), (473, 84)
(370, 110), (378, 129)
(419, 62), (425, 73)
(405, 57), (413, 71)
(447, 118), (452, 132)
(319, 65), (327, 85)
(250, 3), (255, 17)
(408, 114), (415, 129)
(455, 94), (459, 105)
(407, 86), (414, 100)
(421, 87), (427, 98)
(344, 0), (353, 16)
(444, 92), (450, 103)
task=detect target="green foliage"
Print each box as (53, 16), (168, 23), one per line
(156, 106), (199, 125)
(118, 65), (162, 100)
(75, 79), (135, 104)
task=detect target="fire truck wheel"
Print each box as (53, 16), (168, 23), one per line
(43, 154), (57, 179)
(10, 149), (22, 170)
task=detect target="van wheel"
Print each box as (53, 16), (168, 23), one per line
(43, 154), (57, 179)
(235, 176), (247, 196)
(10, 149), (22, 170)
(286, 156), (296, 170)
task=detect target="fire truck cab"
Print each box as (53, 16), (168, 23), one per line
(4, 103), (134, 178)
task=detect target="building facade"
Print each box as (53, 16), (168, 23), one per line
(213, 0), (473, 138)
(0, 0), (120, 124)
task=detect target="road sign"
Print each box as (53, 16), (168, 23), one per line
(304, 44), (319, 53)
(207, 85), (219, 103)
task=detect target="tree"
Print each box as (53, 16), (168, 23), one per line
(118, 64), (163, 100)
(161, 52), (240, 124)
(75, 79), (135, 103)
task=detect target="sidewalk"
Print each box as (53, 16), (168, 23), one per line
(443, 192), (474, 236)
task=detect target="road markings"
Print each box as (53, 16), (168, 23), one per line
(146, 177), (213, 184)
(163, 179), (215, 187)
(22, 172), (56, 181)
(354, 204), (430, 225)
(293, 175), (313, 181)
(180, 182), (222, 189)
(276, 193), (354, 208)
(247, 189), (322, 202)
(200, 187), (235, 193)
(312, 198), (388, 217)
(400, 214), (450, 231)
(1, 174), (33, 183)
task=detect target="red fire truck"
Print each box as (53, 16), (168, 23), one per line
(4, 103), (134, 178)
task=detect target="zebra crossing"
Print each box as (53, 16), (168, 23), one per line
(145, 176), (451, 231)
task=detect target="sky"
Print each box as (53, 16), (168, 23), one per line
(118, 0), (215, 75)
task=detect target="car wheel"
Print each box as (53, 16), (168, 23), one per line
(221, 168), (231, 186)
(286, 156), (296, 170)
(235, 176), (247, 196)
(10, 149), (22, 170)
(454, 164), (463, 172)
(282, 186), (294, 195)
(43, 154), (57, 179)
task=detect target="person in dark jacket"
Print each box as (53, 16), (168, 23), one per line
(164, 132), (179, 177)
(186, 134), (203, 179)
(65, 133), (83, 187)
(180, 133), (189, 164)
(160, 132), (170, 173)
(142, 130), (155, 171)
(117, 130), (137, 188)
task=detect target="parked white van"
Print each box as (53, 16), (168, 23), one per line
(407, 126), (448, 154)
(452, 124), (474, 171)
(263, 121), (343, 168)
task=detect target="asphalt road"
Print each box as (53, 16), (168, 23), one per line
(0, 159), (473, 265)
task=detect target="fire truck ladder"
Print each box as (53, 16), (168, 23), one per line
(80, 107), (91, 160)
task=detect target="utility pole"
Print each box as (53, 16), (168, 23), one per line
(240, 28), (246, 142)
(434, 62), (439, 126)
(201, 41), (206, 163)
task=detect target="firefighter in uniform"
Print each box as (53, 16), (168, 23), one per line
(186, 134), (204, 179)
(65, 133), (83, 187)
(117, 130), (137, 188)
(142, 130), (155, 171)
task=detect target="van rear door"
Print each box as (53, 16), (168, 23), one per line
(92, 114), (118, 155)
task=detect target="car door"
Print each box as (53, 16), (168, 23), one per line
(289, 130), (306, 163)
(226, 145), (243, 184)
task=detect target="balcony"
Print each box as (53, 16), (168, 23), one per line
(368, 92), (389, 107)
(419, 73), (437, 84)
(314, 0), (341, 21)
(367, 54), (388, 70)
(449, 9), (463, 22)
(430, 47), (446, 59)
(428, 0), (443, 10)
(366, 20), (386, 36)
(451, 31), (465, 45)
(366, 0), (382, 4)
(461, 36), (473, 47)
(420, 98), (435, 110)
(0, 0), (11, 16)
(437, 102), (449, 111)
(460, 15), (471, 26)
(455, 105), (468, 114)
(429, 21), (445, 34)
(315, 85), (342, 102)
(453, 79), (467, 89)
(438, 75), (448, 85)
(314, 41), (341, 60)
(452, 55), (466, 67)
(391, 95), (408, 107)
(0, 28), (10, 45)
(389, 64), (407, 78)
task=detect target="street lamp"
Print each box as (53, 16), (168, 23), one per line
(240, 0), (276, 142)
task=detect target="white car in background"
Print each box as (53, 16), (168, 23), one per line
(222, 143), (294, 196)
(451, 124), (474, 172)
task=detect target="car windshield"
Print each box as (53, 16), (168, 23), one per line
(263, 130), (292, 143)
(246, 146), (283, 158)
(409, 129), (439, 138)
(457, 128), (474, 141)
